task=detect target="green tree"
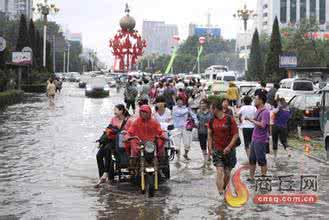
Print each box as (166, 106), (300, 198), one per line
(35, 31), (42, 69)
(264, 16), (286, 82)
(16, 14), (30, 51)
(248, 29), (264, 81)
(28, 19), (36, 67)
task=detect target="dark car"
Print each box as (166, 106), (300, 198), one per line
(78, 76), (90, 88)
(288, 94), (321, 127)
(85, 77), (110, 98)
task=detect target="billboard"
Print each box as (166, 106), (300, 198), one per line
(195, 27), (221, 38)
(12, 52), (32, 65)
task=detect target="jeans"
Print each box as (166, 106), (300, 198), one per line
(250, 141), (267, 166)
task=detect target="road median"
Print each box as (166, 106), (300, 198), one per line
(0, 90), (24, 109)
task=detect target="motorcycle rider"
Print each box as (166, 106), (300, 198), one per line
(125, 105), (166, 157)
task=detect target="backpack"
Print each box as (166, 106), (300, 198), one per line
(209, 116), (241, 147)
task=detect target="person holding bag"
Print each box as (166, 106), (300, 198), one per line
(96, 104), (132, 186)
(173, 97), (198, 161)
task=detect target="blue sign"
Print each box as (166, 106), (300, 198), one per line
(195, 27), (221, 38)
(279, 54), (297, 68)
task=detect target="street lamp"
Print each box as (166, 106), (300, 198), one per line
(33, 0), (59, 69)
(234, 4), (257, 72)
(66, 42), (71, 73)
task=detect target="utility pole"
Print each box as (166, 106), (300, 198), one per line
(67, 43), (70, 73)
(53, 35), (56, 72)
(63, 49), (66, 73)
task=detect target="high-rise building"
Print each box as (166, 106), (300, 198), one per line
(256, 0), (329, 34)
(0, 0), (33, 20)
(142, 21), (179, 55)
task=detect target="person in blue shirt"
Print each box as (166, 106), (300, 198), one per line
(172, 97), (198, 161)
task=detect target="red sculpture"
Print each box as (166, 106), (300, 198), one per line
(109, 4), (146, 72)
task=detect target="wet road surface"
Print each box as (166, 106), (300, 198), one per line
(1, 83), (329, 219)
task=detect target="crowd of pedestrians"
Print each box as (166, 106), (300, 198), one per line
(98, 76), (292, 199)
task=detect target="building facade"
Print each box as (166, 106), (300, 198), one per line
(256, 0), (329, 34)
(142, 21), (179, 55)
(0, 0), (33, 20)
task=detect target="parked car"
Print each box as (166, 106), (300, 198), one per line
(276, 78), (315, 102)
(319, 85), (329, 160)
(85, 77), (110, 98)
(288, 94), (321, 127)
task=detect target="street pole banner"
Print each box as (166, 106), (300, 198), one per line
(165, 47), (177, 74)
(196, 45), (203, 62)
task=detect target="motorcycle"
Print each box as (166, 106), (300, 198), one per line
(107, 126), (176, 197)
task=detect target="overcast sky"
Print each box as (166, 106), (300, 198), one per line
(40, 0), (257, 66)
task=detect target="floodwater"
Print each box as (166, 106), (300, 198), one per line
(0, 83), (329, 220)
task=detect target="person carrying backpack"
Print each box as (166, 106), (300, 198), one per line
(208, 100), (239, 200)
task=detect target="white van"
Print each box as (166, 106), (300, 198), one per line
(276, 78), (315, 102)
(204, 65), (229, 81)
(216, 71), (237, 82)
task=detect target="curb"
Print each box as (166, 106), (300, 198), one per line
(291, 147), (329, 165)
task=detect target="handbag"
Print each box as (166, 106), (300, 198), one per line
(185, 112), (196, 131)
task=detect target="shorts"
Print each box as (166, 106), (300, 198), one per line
(212, 149), (237, 169)
(249, 141), (267, 166)
(242, 128), (254, 149)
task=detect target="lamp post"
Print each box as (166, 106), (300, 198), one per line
(67, 42), (70, 73)
(63, 47), (67, 73)
(33, 0), (59, 68)
(234, 4), (256, 72)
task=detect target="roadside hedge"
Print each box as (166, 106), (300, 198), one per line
(21, 84), (47, 93)
(0, 90), (24, 109)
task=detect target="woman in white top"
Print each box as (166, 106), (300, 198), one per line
(153, 96), (172, 131)
(238, 96), (257, 159)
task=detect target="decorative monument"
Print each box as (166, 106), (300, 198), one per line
(109, 4), (147, 72)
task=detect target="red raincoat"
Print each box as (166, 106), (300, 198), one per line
(125, 105), (166, 157)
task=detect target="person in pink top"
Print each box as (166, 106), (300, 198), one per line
(96, 104), (133, 186)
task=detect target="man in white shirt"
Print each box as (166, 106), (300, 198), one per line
(238, 96), (257, 159)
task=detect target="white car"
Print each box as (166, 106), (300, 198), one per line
(276, 78), (315, 102)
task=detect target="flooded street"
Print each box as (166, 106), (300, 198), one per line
(1, 83), (329, 219)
